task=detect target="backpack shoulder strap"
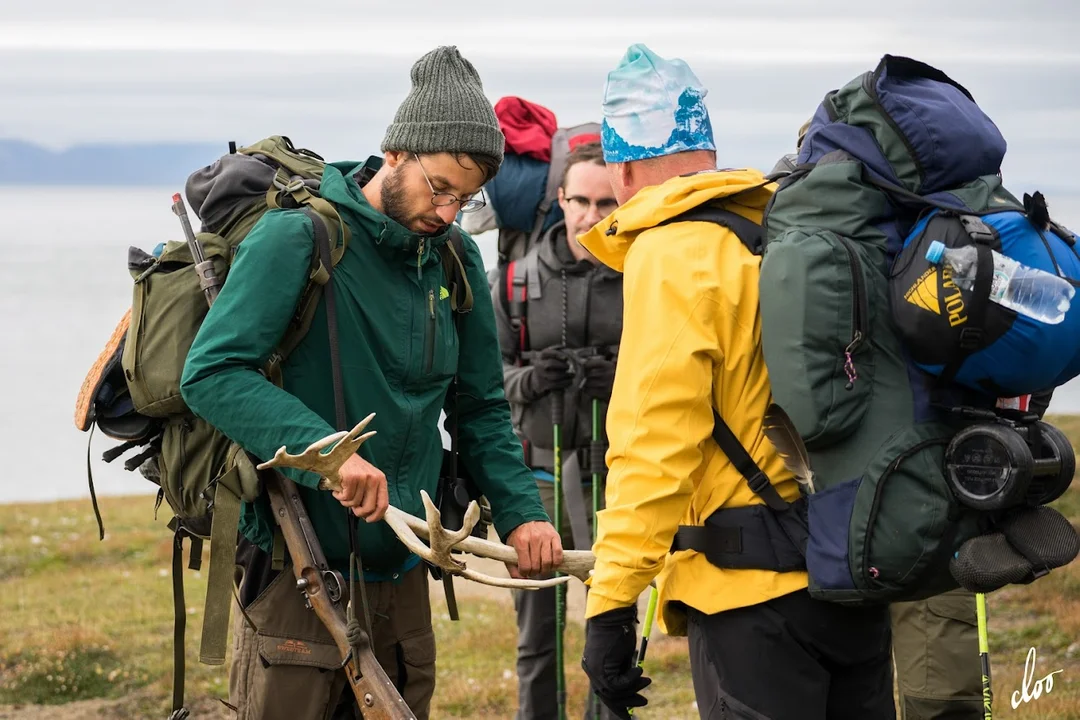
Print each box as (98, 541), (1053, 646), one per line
(498, 260), (514, 318)
(709, 409), (790, 512)
(658, 203), (765, 257)
(528, 128), (572, 249)
(436, 228), (474, 314)
(526, 122), (603, 252)
(523, 248), (542, 300)
(503, 258), (528, 358)
(263, 205), (348, 386)
(502, 247), (545, 359)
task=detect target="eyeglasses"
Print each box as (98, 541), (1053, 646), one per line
(565, 195), (618, 216)
(414, 154), (487, 213)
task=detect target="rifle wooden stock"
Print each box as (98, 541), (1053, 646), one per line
(262, 468), (416, 720)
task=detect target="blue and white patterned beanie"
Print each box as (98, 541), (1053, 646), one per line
(600, 43), (716, 163)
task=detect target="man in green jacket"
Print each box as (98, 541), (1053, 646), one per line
(180, 45), (561, 720)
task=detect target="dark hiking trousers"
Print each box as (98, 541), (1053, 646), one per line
(687, 589), (896, 719)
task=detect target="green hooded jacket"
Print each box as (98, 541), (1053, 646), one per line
(181, 157), (549, 580)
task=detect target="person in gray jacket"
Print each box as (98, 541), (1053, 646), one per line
(491, 141), (625, 719)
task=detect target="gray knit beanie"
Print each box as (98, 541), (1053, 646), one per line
(381, 46), (505, 164)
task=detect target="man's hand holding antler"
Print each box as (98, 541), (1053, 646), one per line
(334, 454), (389, 522)
(505, 521), (564, 578)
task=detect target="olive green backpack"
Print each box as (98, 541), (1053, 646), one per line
(74, 135), (474, 718)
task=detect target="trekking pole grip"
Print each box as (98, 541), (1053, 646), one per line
(552, 392), (564, 427)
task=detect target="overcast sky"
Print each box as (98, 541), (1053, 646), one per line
(2, 0), (1078, 191)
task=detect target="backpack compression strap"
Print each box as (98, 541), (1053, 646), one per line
(938, 216), (995, 386)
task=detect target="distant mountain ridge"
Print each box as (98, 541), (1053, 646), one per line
(0, 139), (224, 185)
(2, 138), (1079, 204)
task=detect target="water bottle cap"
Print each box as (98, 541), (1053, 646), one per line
(926, 240), (946, 264)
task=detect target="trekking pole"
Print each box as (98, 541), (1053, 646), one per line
(625, 585), (659, 718)
(637, 587), (659, 667)
(552, 388), (567, 720)
(591, 398), (603, 720)
(977, 592), (992, 719)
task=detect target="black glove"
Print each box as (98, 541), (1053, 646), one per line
(581, 354), (617, 401)
(581, 606), (650, 719)
(524, 347), (573, 399)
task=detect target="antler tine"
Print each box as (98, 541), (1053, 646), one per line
(257, 413), (377, 491)
(449, 500), (482, 548)
(420, 490), (478, 549)
(265, 429), (349, 465)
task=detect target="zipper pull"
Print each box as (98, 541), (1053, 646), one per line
(843, 331), (863, 390)
(416, 238), (425, 281)
(429, 289), (435, 318)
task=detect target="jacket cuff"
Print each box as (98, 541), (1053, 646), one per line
(585, 590), (637, 619)
(519, 366), (539, 403)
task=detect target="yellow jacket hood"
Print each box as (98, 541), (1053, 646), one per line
(578, 167), (775, 272)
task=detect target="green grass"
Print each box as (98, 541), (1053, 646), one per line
(0, 494), (694, 719)
(0, 415), (1078, 717)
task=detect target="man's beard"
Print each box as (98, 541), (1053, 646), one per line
(380, 167), (413, 229)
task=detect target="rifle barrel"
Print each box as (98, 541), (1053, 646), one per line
(171, 192), (220, 305)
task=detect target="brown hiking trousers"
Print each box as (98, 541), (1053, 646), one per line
(229, 541), (436, 720)
(891, 588), (984, 719)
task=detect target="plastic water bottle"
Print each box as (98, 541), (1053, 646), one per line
(925, 241), (1075, 325)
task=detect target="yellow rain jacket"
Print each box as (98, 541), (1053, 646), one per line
(578, 168), (808, 636)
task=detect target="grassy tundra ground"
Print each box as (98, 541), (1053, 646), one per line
(2, 415), (1079, 718)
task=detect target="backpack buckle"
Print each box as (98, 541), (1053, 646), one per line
(274, 176), (306, 194)
(747, 470), (771, 496)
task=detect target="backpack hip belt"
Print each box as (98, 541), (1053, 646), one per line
(669, 409), (809, 573)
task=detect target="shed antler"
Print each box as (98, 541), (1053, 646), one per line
(257, 415), (595, 590)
